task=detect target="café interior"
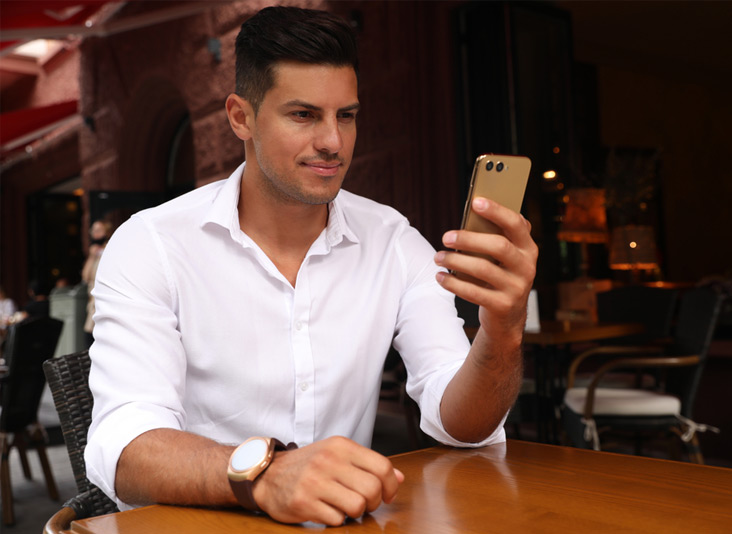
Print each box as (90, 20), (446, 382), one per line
(1, 1), (731, 532)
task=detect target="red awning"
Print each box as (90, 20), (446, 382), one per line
(0, 100), (80, 152)
(0, 1), (112, 52)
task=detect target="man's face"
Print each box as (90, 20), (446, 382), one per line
(246, 61), (359, 206)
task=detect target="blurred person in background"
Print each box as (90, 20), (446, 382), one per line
(0, 286), (17, 327)
(19, 279), (51, 321)
(82, 220), (114, 347)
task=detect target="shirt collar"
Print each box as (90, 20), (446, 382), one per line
(325, 192), (360, 248)
(201, 161), (247, 244)
(201, 161), (360, 249)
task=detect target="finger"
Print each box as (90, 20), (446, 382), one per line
(386, 469), (405, 503)
(308, 501), (348, 527)
(442, 231), (518, 269)
(266, 485), (346, 526)
(331, 465), (381, 515)
(468, 197), (534, 249)
(436, 269), (518, 311)
(347, 448), (402, 506)
(436, 250), (504, 288)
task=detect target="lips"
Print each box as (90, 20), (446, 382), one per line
(301, 160), (342, 176)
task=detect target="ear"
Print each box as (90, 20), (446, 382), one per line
(225, 93), (255, 141)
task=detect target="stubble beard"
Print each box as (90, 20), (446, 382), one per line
(255, 146), (347, 206)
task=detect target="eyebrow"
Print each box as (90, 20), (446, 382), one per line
(284, 100), (361, 113)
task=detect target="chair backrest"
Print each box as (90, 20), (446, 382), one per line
(43, 350), (119, 516)
(0, 316), (63, 432)
(667, 287), (724, 416)
(596, 286), (679, 344)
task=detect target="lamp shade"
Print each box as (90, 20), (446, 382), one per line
(557, 188), (608, 244)
(609, 225), (659, 270)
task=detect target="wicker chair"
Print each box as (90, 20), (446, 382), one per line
(42, 350), (119, 533)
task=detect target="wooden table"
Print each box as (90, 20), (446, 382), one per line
(465, 320), (645, 345)
(62, 440), (732, 533)
(523, 320), (645, 345)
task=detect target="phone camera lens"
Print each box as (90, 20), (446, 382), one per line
(485, 161), (494, 171)
(496, 162), (504, 172)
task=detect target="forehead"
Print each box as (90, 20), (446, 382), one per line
(267, 61), (358, 105)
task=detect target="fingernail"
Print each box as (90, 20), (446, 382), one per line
(443, 231), (457, 246)
(436, 271), (445, 284)
(434, 251), (445, 265)
(473, 197), (487, 210)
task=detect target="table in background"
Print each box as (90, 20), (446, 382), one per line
(526, 321), (646, 442)
(467, 321), (646, 442)
(62, 440), (732, 534)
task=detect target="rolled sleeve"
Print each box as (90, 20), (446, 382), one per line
(393, 226), (507, 448)
(85, 215), (187, 508)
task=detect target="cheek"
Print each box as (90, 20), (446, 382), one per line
(341, 128), (357, 157)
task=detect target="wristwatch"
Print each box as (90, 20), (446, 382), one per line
(227, 436), (297, 512)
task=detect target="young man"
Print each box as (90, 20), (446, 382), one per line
(85, 6), (537, 527)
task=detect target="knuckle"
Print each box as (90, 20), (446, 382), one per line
(288, 488), (311, 514)
(496, 237), (512, 257)
(323, 511), (346, 527)
(345, 494), (368, 518)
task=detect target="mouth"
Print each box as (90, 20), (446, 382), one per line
(301, 160), (343, 177)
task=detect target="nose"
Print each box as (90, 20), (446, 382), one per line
(314, 116), (343, 155)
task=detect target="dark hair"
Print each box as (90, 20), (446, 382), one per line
(235, 6), (358, 112)
(28, 279), (50, 297)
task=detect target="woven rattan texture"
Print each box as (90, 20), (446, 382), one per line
(43, 351), (119, 518)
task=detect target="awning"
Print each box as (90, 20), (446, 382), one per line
(0, 1), (224, 53)
(0, 1), (112, 53)
(0, 100), (80, 153)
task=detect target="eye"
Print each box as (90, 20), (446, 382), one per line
(338, 111), (357, 123)
(291, 110), (313, 120)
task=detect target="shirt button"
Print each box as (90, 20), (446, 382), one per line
(299, 382), (309, 392)
(295, 321), (303, 331)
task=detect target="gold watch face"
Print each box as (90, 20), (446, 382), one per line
(227, 437), (274, 482)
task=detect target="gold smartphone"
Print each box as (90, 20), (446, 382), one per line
(455, 154), (531, 280)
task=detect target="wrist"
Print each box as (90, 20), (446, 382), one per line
(227, 437), (297, 512)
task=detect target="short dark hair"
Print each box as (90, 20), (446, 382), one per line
(235, 6), (359, 112)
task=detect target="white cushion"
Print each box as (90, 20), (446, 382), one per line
(564, 387), (681, 416)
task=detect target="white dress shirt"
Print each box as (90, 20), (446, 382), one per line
(85, 162), (506, 509)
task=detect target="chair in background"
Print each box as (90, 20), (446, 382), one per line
(42, 350), (119, 533)
(596, 285), (680, 345)
(1, 316), (63, 525)
(567, 285), (681, 390)
(562, 287), (724, 463)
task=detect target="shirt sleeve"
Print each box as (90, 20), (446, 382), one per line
(392, 225), (507, 448)
(84, 215), (186, 510)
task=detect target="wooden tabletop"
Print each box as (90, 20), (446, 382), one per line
(523, 320), (645, 346)
(64, 440), (732, 534)
(464, 321), (645, 346)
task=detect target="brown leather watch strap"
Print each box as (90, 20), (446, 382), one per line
(229, 438), (298, 512)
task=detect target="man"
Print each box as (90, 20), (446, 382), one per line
(85, 6), (537, 527)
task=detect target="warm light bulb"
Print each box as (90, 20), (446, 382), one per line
(629, 241), (638, 249)
(543, 170), (557, 180)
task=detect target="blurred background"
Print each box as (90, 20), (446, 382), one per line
(1, 0), (731, 485)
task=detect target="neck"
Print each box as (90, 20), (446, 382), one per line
(238, 166), (330, 286)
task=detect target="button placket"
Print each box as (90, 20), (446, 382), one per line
(291, 263), (315, 444)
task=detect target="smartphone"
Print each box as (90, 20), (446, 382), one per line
(455, 154), (531, 280)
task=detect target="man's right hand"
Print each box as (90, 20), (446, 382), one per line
(253, 436), (404, 526)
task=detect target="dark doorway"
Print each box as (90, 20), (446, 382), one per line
(26, 193), (84, 289)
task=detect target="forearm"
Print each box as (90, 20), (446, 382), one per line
(439, 327), (523, 443)
(115, 428), (236, 507)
